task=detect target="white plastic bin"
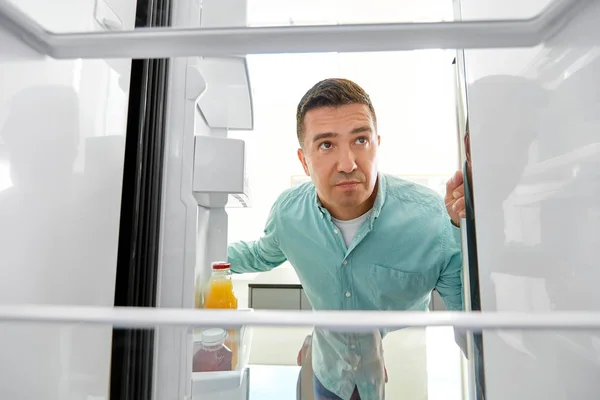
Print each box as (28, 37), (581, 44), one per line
(191, 309), (254, 399)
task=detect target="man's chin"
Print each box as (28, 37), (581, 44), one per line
(334, 196), (366, 209)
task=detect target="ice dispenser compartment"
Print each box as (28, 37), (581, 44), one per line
(192, 135), (250, 208)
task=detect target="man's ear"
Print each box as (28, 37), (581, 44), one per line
(377, 135), (381, 146)
(297, 148), (310, 176)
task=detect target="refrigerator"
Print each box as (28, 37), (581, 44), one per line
(0, 0), (599, 399)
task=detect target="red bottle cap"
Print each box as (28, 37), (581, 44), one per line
(211, 262), (231, 270)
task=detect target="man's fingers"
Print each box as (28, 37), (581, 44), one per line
(297, 343), (307, 366)
(445, 198), (457, 210)
(446, 170), (464, 192)
(451, 197), (466, 218)
(446, 171), (466, 222)
(452, 184), (464, 199)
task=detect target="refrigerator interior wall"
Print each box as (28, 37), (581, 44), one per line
(0, 0), (136, 398)
(154, 0), (250, 399)
(460, 0), (600, 399)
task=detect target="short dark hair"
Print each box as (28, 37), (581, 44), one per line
(296, 78), (377, 146)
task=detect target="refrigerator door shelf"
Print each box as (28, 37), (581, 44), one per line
(191, 311), (254, 397)
(191, 368), (249, 396)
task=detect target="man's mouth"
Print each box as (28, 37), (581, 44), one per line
(335, 181), (360, 188)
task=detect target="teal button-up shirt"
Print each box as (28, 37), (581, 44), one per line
(228, 173), (463, 399)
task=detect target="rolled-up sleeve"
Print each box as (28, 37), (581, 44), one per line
(227, 194), (287, 273)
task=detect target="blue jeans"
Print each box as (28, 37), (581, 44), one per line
(313, 374), (361, 400)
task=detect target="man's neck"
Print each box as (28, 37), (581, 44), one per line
(330, 204), (372, 221)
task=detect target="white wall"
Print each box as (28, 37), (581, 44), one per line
(0, 0), (135, 398)
(228, 50), (459, 260)
(460, 0), (600, 399)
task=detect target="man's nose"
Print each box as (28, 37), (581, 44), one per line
(337, 148), (357, 173)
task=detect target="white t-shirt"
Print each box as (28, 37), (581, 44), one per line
(331, 210), (372, 247)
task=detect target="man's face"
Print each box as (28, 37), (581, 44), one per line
(297, 103), (380, 219)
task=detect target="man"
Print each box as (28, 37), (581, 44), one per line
(228, 78), (465, 400)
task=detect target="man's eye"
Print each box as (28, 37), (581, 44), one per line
(356, 137), (368, 144)
(319, 142), (332, 150)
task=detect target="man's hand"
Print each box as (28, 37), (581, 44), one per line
(445, 170), (466, 226)
(297, 335), (312, 366)
(297, 344), (305, 366)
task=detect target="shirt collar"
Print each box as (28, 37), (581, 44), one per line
(314, 172), (386, 222)
(371, 172), (386, 220)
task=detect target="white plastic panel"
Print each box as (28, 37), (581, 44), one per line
(460, 0), (600, 399)
(2, 303), (600, 331)
(194, 57), (254, 130)
(3, 305), (600, 399)
(193, 136), (247, 195)
(94, 0), (124, 31)
(0, 0), (589, 59)
(200, 0), (247, 28)
(192, 368), (250, 400)
(3, 0), (131, 32)
(153, 0), (253, 398)
(0, 1), (135, 400)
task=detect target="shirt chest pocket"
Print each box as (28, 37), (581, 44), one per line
(369, 263), (432, 308)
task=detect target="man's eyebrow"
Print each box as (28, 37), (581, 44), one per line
(312, 126), (372, 143)
(351, 126), (371, 134)
(313, 132), (337, 142)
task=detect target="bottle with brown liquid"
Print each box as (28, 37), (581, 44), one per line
(192, 328), (233, 372)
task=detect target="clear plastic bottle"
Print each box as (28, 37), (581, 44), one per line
(204, 262), (238, 309)
(192, 328), (233, 372)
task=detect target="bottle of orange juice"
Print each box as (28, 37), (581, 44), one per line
(203, 261), (239, 370)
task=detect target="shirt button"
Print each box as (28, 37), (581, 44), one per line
(333, 229), (338, 234)
(353, 366), (358, 371)
(343, 260), (348, 265)
(345, 291), (351, 297)
(350, 344), (356, 349)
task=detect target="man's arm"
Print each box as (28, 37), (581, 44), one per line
(437, 170), (465, 311)
(435, 221), (464, 311)
(228, 196), (288, 274)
